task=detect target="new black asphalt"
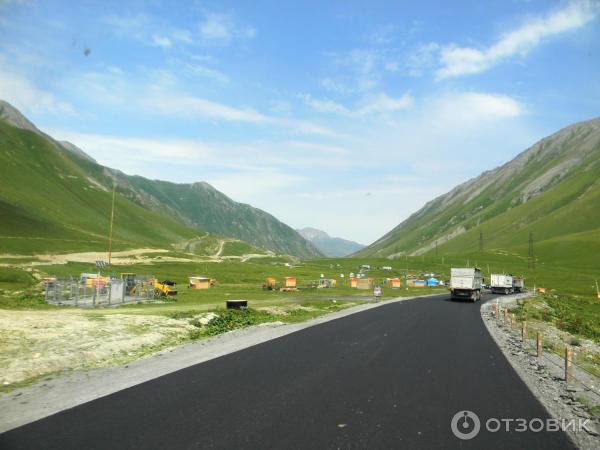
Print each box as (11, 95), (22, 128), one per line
(0, 294), (575, 449)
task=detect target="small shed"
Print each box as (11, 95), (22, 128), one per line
(283, 277), (297, 288)
(349, 277), (358, 288)
(356, 278), (373, 290)
(189, 277), (212, 289)
(387, 278), (401, 288)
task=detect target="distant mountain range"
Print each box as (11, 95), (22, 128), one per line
(355, 117), (600, 268)
(297, 227), (364, 257)
(0, 100), (321, 258)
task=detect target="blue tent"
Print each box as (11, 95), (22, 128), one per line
(426, 278), (438, 286)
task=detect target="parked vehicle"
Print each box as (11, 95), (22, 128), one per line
(449, 268), (483, 302)
(513, 277), (525, 293)
(491, 274), (514, 294)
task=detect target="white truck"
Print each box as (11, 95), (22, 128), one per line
(512, 277), (525, 293)
(450, 268), (483, 302)
(491, 274), (514, 295)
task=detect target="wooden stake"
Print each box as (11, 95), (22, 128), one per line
(565, 346), (573, 384)
(510, 313), (515, 330)
(521, 320), (527, 342)
(536, 331), (542, 358)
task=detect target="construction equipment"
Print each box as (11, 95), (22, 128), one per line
(120, 273), (136, 294)
(153, 279), (177, 297)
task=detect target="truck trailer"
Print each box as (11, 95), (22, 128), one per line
(513, 277), (525, 293)
(450, 268), (483, 302)
(491, 274), (514, 294)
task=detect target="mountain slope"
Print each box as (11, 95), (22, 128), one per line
(118, 177), (322, 258)
(0, 120), (198, 254)
(356, 117), (600, 266)
(0, 101), (320, 257)
(297, 227), (364, 257)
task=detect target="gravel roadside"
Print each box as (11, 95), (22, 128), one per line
(481, 296), (600, 449)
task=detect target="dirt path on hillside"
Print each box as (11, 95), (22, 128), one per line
(0, 249), (188, 265)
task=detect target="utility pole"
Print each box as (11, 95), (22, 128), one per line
(479, 229), (484, 253)
(528, 231), (535, 269)
(108, 184), (116, 268)
(435, 240), (438, 256)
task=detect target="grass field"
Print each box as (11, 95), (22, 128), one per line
(0, 252), (598, 391)
(0, 256), (448, 311)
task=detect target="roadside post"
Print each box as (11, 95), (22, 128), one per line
(521, 320), (527, 342)
(94, 260), (106, 307)
(536, 331), (543, 357)
(565, 346), (573, 384)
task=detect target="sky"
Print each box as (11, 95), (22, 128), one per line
(0, 0), (599, 244)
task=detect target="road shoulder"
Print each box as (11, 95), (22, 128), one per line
(481, 296), (600, 448)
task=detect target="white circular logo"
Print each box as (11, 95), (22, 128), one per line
(451, 410), (481, 440)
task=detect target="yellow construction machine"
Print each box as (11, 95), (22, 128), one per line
(153, 279), (178, 297)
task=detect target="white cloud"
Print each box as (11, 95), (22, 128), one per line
(405, 42), (440, 76)
(209, 170), (306, 198)
(436, 0), (599, 79)
(151, 34), (172, 48)
(103, 13), (146, 29)
(320, 78), (353, 95)
(47, 131), (351, 175)
(199, 13), (255, 42)
(300, 94), (351, 115)
(0, 71), (73, 114)
(431, 92), (524, 125)
(183, 63), (229, 83)
(145, 94), (269, 123)
(143, 91), (338, 137)
(368, 24), (397, 45)
(301, 92), (413, 117)
(357, 93), (413, 115)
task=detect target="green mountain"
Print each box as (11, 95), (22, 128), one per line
(0, 101), (321, 258)
(297, 227), (364, 257)
(356, 117), (600, 267)
(117, 176), (321, 258)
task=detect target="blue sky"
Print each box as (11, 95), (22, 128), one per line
(1, 0), (599, 244)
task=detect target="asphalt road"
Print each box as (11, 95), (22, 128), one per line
(1, 294), (575, 449)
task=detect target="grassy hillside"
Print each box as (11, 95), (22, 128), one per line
(356, 117), (600, 275)
(0, 101), (318, 258)
(123, 177), (321, 258)
(0, 121), (201, 254)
